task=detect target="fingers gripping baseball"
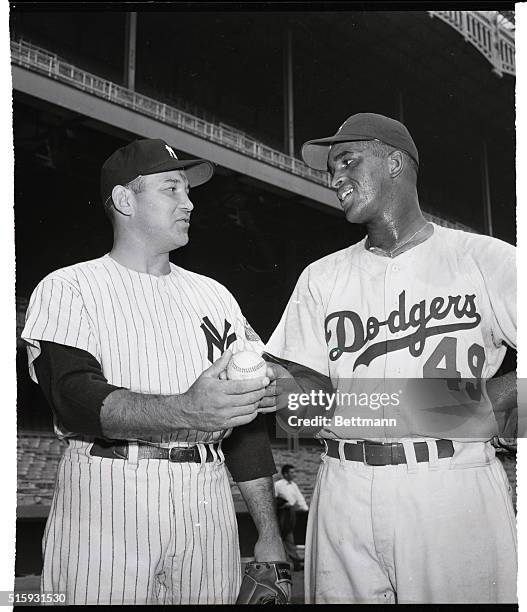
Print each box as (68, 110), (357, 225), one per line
(226, 352), (281, 413)
(257, 380), (279, 412)
(180, 350), (269, 431)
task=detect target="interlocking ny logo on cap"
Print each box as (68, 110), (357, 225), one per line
(165, 145), (178, 159)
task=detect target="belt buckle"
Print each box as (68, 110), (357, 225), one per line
(169, 447), (181, 462)
(363, 442), (380, 465)
(362, 441), (389, 466)
(169, 446), (199, 462)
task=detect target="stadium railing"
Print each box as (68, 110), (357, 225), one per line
(11, 39), (329, 187)
(429, 10), (515, 76)
(11, 38), (477, 234)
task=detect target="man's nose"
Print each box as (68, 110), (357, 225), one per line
(181, 195), (194, 212)
(330, 173), (346, 190)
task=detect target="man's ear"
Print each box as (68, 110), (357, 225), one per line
(388, 150), (404, 179)
(111, 185), (133, 217)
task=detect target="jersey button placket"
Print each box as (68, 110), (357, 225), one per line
(382, 263), (392, 438)
(382, 262), (393, 378)
(158, 274), (168, 294)
(388, 260), (404, 377)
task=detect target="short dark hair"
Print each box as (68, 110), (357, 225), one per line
(282, 464), (295, 476)
(103, 175), (145, 224)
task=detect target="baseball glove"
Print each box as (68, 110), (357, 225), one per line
(236, 561), (292, 605)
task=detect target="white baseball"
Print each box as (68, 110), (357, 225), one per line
(226, 350), (267, 380)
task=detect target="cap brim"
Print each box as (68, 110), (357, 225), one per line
(142, 158), (214, 187)
(302, 134), (376, 171)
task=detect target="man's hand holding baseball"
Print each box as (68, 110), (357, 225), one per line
(254, 363), (282, 413)
(180, 349), (270, 430)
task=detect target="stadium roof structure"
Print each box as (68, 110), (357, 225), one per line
(10, 8), (515, 236)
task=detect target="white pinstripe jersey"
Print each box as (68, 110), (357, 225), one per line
(22, 254), (263, 444)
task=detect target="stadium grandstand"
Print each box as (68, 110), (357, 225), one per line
(11, 6), (516, 596)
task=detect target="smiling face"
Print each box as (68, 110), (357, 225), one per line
(130, 169), (194, 252)
(328, 141), (393, 225)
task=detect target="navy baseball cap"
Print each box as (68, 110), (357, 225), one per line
(100, 138), (214, 205)
(301, 113), (419, 171)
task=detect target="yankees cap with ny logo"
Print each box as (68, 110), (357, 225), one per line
(100, 138), (215, 205)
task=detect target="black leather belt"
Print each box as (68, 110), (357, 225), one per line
(89, 439), (219, 462)
(325, 438), (454, 466)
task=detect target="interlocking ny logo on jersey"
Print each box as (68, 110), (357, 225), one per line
(201, 316), (237, 363)
(325, 291), (481, 370)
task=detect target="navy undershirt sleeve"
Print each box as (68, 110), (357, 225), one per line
(263, 351), (333, 394)
(222, 413), (277, 482)
(263, 352), (334, 436)
(33, 341), (122, 438)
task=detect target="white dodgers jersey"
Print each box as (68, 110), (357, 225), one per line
(266, 224), (516, 441)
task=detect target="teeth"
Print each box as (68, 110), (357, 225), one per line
(341, 187), (354, 200)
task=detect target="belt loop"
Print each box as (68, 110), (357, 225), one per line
(338, 440), (346, 467)
(217, 440), (225, 463)
(427, 440), (440, 471)
(196, 443), (207, 469)
(127, 441), (139, 470)
(210, 442), (219, 463)
(322, 439), (328, 459)
(402, 440), (418, 473)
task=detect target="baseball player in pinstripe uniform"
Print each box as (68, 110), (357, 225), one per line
(22, 138), (286, 605)
(265, 114), (517, 604)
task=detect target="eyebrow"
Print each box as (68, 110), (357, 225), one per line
(328, 150), (360, 170)
(161, 177), (189, 187)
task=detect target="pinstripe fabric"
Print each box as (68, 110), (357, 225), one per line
(41, 440), (241, 605)
(23, 255), (262, 604)
(22, 254), (263, 443)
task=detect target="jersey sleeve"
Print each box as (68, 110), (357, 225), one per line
(22, 275), (101, 383)
(472, 237), (516, 349)
(265, 266), (329, 376)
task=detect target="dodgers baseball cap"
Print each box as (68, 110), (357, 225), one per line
(100, 138), (214, 205)
(301, 113), (419, 171)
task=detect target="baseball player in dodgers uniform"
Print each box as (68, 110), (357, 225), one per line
(265, 114), (517, 604)
(22, 139), (286, 605)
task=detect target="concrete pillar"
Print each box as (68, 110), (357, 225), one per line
(124, 12), (137, 90)
(283, 27), (295, 156)
(398, 91), (404, 123)
(481, 140), (493, 236)
(287, 433), (299, 452)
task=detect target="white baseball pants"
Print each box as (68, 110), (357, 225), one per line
(305, 439), (517, 604)
(41, 440), (241, 605)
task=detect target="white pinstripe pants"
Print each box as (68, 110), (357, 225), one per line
(41, 440), (241, 605)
